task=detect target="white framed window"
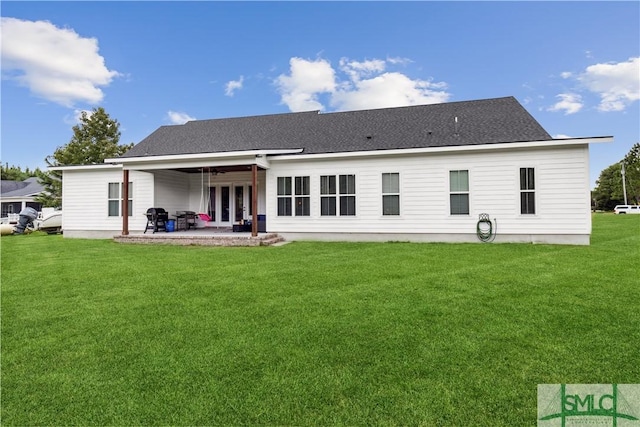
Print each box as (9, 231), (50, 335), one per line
(382, 173), (400, 216)
(339, 174), (356, 216)
(295, 176), (310, 216)
(277, 176), (310, 217)
(520, 167), (536, 214)
(320, 175), (337, 216)
(277, 177), (292, 216)
(108, 182), (132, 217)
(321, 174), (356, 216)
(449, 170), (469, 215)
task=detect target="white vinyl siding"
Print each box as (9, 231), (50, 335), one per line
(60, 144), (593, 244)
(266, 145), (592, 240)
(60, 168), (154, 234)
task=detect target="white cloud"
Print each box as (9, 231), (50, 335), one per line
(578, 57), (640, 112)
(386, 56), (413, 66)
(339, 58), (386, 82)
(275, 57), (336, 111)
(275, 56), (450, 112)
(551, 57), (640, 114)
(332, 72), (450, 111)
(225, 76), (244, 97)
(167, 111), (195, 125)
(0, 17), (120, 107)
(553, 134), (573, 139)
(548, 93), (583, 115)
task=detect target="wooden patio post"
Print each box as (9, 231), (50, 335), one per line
(251, 164), (258, 237)
(122, 169), (129, 235)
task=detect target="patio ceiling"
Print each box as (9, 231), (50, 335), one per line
(171, 165), (254, 174)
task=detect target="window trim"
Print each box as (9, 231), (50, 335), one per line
(278, 176), (310, 217)
(382, 172), (400, 216)
(319, 174), (356, 217)
(449, 170), (470, 215)
(519, 167), (536, 215)
(339, 174), (356, 216)
(320, 175), (337, 216)
(294, 176), (310, 216)
(277, 176), (292, 216)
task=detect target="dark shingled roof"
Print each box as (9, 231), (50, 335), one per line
(1, 177), (44, 197)
(120, 97), (552, 159)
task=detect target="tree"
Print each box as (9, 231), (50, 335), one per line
(1, 164), (41, 181)
(35, 108), (134, 207)
(622, 142), (640, 204)
(592, 163), (626, 211)
(592, 142), (640, 211)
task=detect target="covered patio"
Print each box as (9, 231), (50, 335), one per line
(107, 149), (300, 239)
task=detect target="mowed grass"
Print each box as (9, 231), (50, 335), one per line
(1, 214), (639, 426)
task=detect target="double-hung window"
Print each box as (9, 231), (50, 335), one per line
(108, 182), (132, 217)
(449, 170), (469, 215)
(320, 174), (356, 216)
(320, 175), (337, 216)
(278, 176), (310, 216)
(277, 177), (292, 216)
(295, 176), (310, 216)
(339, 174), (356, 216)
(520, 168), (536, 214)
(382, 173), (400, 215)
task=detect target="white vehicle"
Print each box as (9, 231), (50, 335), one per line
(614, 205), (640, 214)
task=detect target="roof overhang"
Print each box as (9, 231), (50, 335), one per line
(103, 149), (302, 171)
(50, 163), (123, 172)
(268, 136), (614, 162)
(1, 195), (41, 201)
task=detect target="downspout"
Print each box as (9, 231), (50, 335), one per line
(122, 169), (129, 235)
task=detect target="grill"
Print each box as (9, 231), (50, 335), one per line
(144, 207), (169, 233)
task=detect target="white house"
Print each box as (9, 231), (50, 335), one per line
(1, 177), (44, 217)
(54, 97), (611, 244)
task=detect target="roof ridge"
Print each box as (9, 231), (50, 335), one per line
(316, 96), (517, 116)
(187, 109), (320, 125)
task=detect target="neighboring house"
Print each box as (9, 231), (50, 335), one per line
(1, 177), (44, 217)
(53, 97), (611, 244)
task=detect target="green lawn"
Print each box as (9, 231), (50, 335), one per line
(1, 214), (639, 426)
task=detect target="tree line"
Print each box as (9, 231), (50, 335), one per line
(2, 108), (639, 211)
(0, 164), (42, 181)
(592, 143), (640, 210)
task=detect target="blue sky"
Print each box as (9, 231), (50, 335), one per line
(1, 1), (639, 188)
